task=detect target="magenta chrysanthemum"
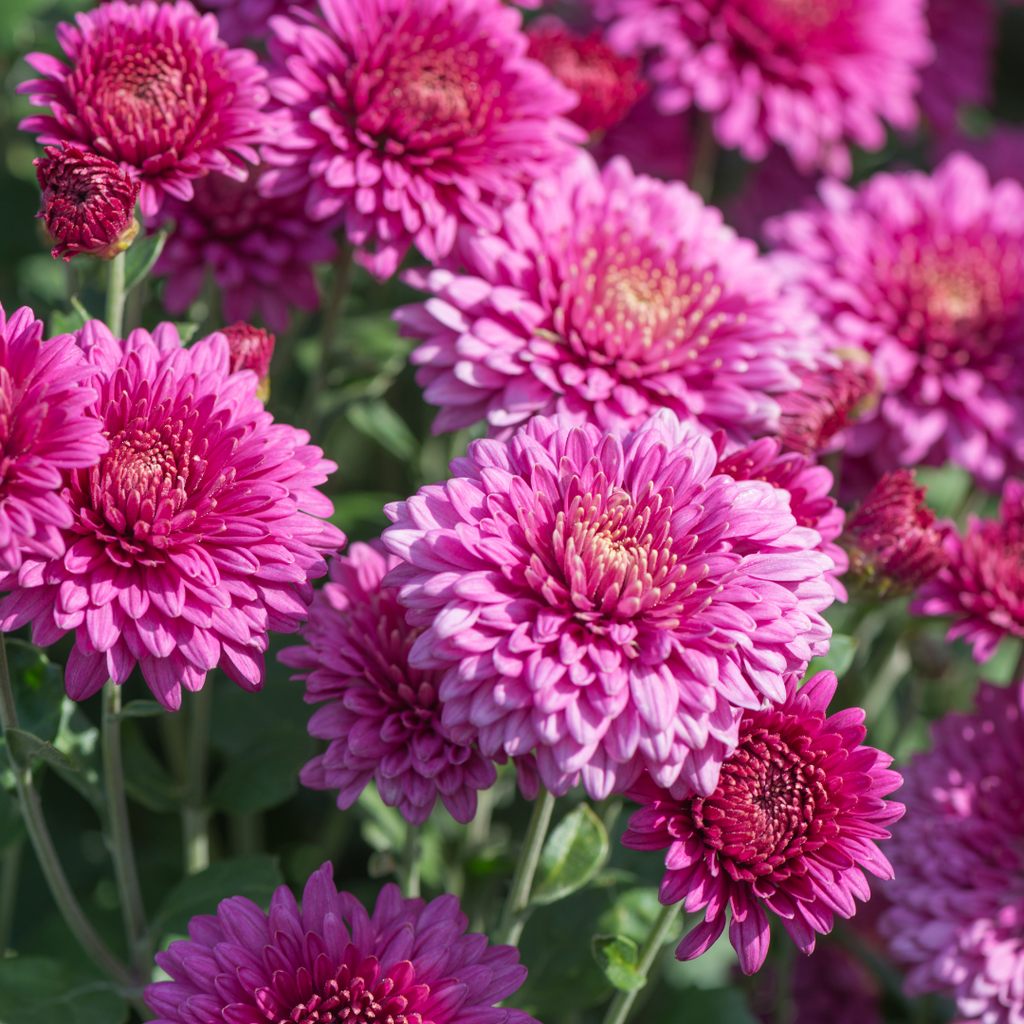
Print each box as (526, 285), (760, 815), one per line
(397, 155), (819, 442)
(593, 0), (931, 177)
(260, 0), (583, 280)
(767, 153), (1024, 486)
(279, 541), (498, 824)
(622, 671), (904, 975)
(193, 0), (315, 44)
(382, 412), (836, 801)
(18, 0), (269, 217)
(154, 167), (336, 334)
(880, 682), (1024, 1024)
(0, 305), (107, 574)
(146, 863), (535, 1024)
(0, 322), (344, 711)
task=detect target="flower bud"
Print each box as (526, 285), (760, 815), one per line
(220, 322), (275, 401)
(777, 358), (876, 455)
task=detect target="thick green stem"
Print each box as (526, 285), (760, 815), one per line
(401, 823), (421, 899)
(493, 787), (556, 947)
(601, 903), (682, 1024)
(182, 685), (212, 875)
(105, 251), (127, 338)
(0, 838), (23, 952)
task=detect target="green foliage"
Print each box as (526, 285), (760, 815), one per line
(0, 958), (127, 1024)
(531, 803), (610, 906)
(806, 633), (858, 680)
(209, 729), (314, 815)
(592, 934), (645, 991)
(3, 727), (79, 773)
(122, 230), (166, 294)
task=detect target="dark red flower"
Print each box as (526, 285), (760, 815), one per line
(777, 360), (877, 456)
(219, 322), (274, 400)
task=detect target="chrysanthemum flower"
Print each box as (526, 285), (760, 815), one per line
(766, 153), (1024, 486)
(397, 155), (819, 442)
(622, 670), (903, 975)
(382, 412), (836, 801)
(590, 94), (693, 181)
(724, 147), (819, 244)
(0, 305), (107, 574)
(279, 541), (498, 824)
(592, 0), (931, 177)
(260, 0), (583, 281)
(146, 862), (535, 1024)
(0, 322), (344, 711)
(35, 143), (140, 261)
(154, 166), (336, 334)
(791, 940), (883, 1024)
(218, 322), (275, 402)
(880, 682), (1024, 1024)
(193, 0), (314, 44)
(18, 0), (269, 217)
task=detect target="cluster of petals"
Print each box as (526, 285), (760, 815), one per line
(382, 411), (836, 802)
(18, 0), (269, 217)
(397, 155), (819, 443)
(146, 862), (535, 1024)
(0, 322), (344, 711)
(592, 0), (931, 177)
(767, 153), (1024, 487)
(622, 670), (904, 975)
(194, 0), (314, 44)
(880, 682), (1024, 1024)
(280, 541), (497, 825)
(260, 0), (583, 280)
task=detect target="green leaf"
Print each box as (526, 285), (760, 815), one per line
(0, 784), (24, 853)
(346, 400), (419, 462)
(597, 887), (677, 947)
(7, 641), (64, 743)
(174, 322), (200, 344)
(914, 464), (972, 519)
(120, 720), (180, 812)
(643, 986), (758, 1024)
(357, 783), (407, 852)
(806, 633), (858, 680)
(117, 700), (164, 719)
(531, 804), (609, 906)
(329, 491), (400, 538)
(0, 957), (127, 1024)
(209, 729), (314, 814)
(4, 728), (79, 773)
(592, 934), (645, 991)
(51, 700), (103, 811)
(49, 308), (87, 337)
(123, 229), (167, 293)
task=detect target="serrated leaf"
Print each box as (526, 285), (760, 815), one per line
(123, 229), (167, 293)
(346, 400), (418, 462)
(5, 728), (79, 773)
(592, 934), (645, 991)
(531, 804), (609, 906)
(0, 958), (127, 1024)
(8, 641), (64, 744)
(117, 700), (164, 719)
(209, 729), (313, 814)
(806, 634), (858, 680)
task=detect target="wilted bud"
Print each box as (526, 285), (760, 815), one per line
(221, 322), (275, 401)
(778, 358), (876, 455)
(34, 144), (140, 261)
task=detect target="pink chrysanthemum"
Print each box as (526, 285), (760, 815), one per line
(396, 155), (819, 442)
(766, 153), (1024, 486)
(622, 670), (903, 975)
(154, 166), (336, 334)
(0, 322), (344, 711)
(279, 541), (498, 824)
(18, 0), (269, 217)
(382, 411), (836, 801)
(880, 682), (1024, 1024)
(0, 305), (107, 574)
(146, 863), (535, 1024)
(193, 0), (315, 44)
(260, 0), (583, 281)
(592, 0), (931, 177)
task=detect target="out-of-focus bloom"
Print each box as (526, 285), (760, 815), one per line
(590, 94), (692, 181)
(397, 155), (819, 442)
(261, 0), (583, 281)
(934, 123), (1024, 186)
(34, 143), (140, 261)
(219, 322), (275, 402)
(593, 0), (931, 178)
(767, 154), (1024, 486)
(0, 322), (344, 711)
(279, 541), (497, 824)
(724, 147), (819, 245)
(622, 670), (903, 975)
(154, 166), (335, 334)
(880, 682), (1024, 1024)
(193, 0), (314, 44)
(844, 469), (948, 597)
(0, 305), (107, 573)
(912, 478), (1024, 662)
(18, 0), (269, 217)
(382, 412), (836, 801)
(146, 863), (535, 1024)
(791, 942), (883, 1024)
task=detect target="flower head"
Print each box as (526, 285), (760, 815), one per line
(0, 305), (107, 573)
(218, 322), (275, 402)
(18, 0), (269, 217)
(146, 862), (535, 1024)
(593, 0), (931, 177)
(193, 0), (315, 44)
(880, 682), (1024, 1024)
(0, 322), (344, 711)
(382, 411), (836, 801)
(622, 671), (903, 975)
(35, 143), (140, 261)
(397, 155), (819, 442)
(279, 541), (498, 824)
(261, 0), (583, 280)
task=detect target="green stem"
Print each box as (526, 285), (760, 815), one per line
(105, 251), (127, 338)
(688, 113), (719, 203)
(493, 787), (556, 947)
(401, 823), (421, 899)
(601, 904), (682, 1024)
(0, 838), (23, 952)
(182, 685), (212, 875)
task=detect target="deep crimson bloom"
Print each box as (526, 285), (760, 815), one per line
(0, 305), (107, 573)
(0, 322), (344, 711)
(593, 0), (931, 177)
(279, 541), (498, 824)
(261, 0), (583, 280)
(622, 671), (904, 975)
(146, 863), (535, 1024)
(35, 143), (140, 261)
(220, 322), (275, 381)
(154, 166), (336, 334)
(912, 478), (1024, 662)
(382, 412), (836, 801)
(880, 682), (1024, 1024)
(396, 156), (820, 442)
(18, 0), (269, 217)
